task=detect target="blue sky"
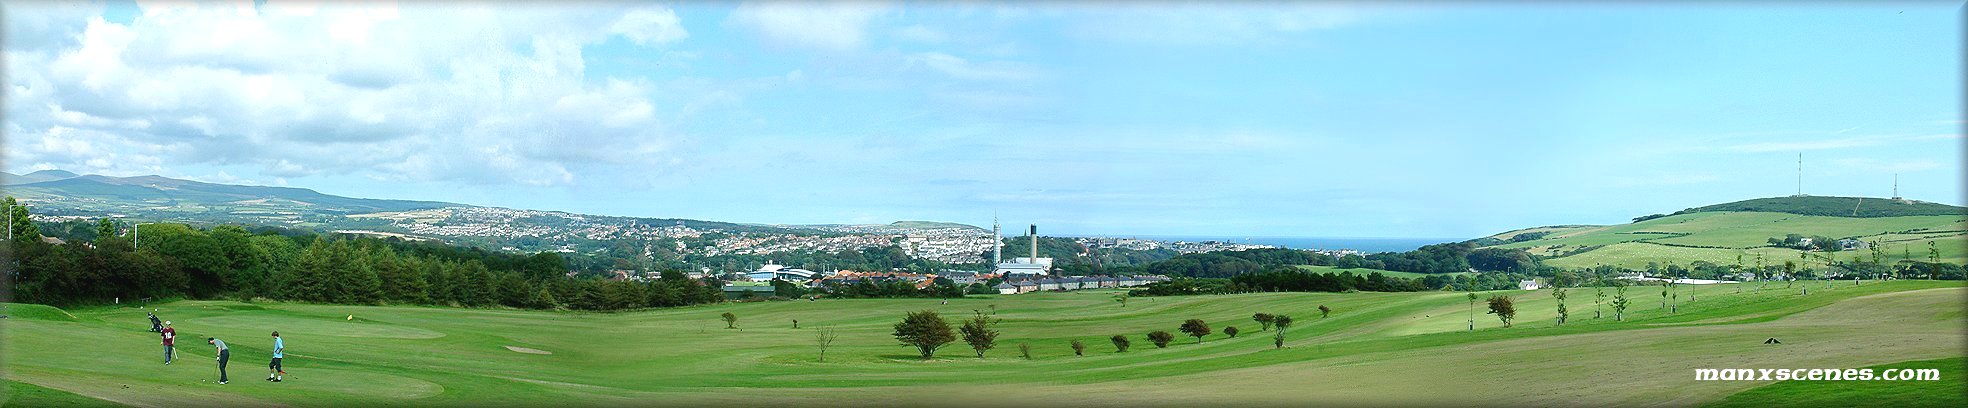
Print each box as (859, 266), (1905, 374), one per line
(3, 1), (1961, 239)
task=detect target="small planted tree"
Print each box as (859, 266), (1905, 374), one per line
(1612, 284), (1631, 321)
(815, 328), (838, 362)
(1018, 343), (1032, 360)
(893, 310), (955, 359)
(1253, 313), (1276, 331)
(1223, 326), (1240, 338)
(1593, 285), (1605, 319)
(1147, 331), (1175, 348)
(1318, 305), (1332, 318)
(1486, 295), (1516, 328)
(1552, 287), (1568, 326)
(1070, 339), (1086, 356)
(1179, 319), (1212, 344)
(721, 312), (738, 329)
(1114, 292), (1130, 308)
(1466, 292), (1479, 331)
(1110, 335), (1131, 352)
(1271, 315), (1295, 349)
(958, 311), (1000, 358)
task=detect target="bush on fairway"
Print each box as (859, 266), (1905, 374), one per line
(1223, 326), (1239, 338)
(958, 311), (999, 358)
(1179, 319), (1212, 343)
(1070, 339), (1085, 356)
(893, 310), (954, 359)
(1486, 295), (1516, 327)
(1148, 331), (1175, 348)
(1110, 335), (1130, 352)
(1253, 313), (1276, 331)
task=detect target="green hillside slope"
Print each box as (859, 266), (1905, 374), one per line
(1672, 196), (1965, 218)
(1486, 197), (1967, 269)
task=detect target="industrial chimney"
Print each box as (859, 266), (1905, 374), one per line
(1029, 224), (1039, 263)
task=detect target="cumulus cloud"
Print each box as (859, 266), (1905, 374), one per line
(3, 1), (696, 187)
(611, 8), (690, 46)
(726, 2), (890, 51)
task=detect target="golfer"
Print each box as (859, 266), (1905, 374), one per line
(160, 321), (177, 365)
(208, 337), (230, 384)
(268, 331), (285, 382)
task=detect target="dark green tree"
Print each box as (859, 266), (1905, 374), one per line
(1179, 319), (1212, 344)
(959, 311), (1000, 358)
(1487, 295), (1516, 327)
(1253, 313), (1276, 331)
(893, 310), (955, 359)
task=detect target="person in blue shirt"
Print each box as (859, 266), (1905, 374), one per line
(267, 331), (285, 382)
(206, 337), (229, 384)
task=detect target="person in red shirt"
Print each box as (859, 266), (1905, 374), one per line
(160, 321), (177, 365)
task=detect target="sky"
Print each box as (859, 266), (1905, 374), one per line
(2, 1), (1961, 239)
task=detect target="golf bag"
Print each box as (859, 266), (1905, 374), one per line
(148, 314), (163, 333)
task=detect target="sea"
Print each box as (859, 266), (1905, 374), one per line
(1096, 236), (1467, 254)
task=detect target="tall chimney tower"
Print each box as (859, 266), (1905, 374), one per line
(992, 216), (1001, 266)
(1029, 224), (1039, 263)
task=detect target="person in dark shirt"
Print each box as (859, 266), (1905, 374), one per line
(160, 321), (177, 365)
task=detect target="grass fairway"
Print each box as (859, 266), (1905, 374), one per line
(1707, 357), (1967, 408)
(4, 281), (1962, 407)
(2, 379), (121, 407)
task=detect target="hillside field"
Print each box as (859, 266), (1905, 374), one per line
(1491, 211), (1967, 269)
(4, 281), (1962, 407)
(1293, 265), (1473, 280)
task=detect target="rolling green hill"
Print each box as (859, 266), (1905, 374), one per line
(1485, 197), (1968, 269)
(3, 282), (1959, 406)
(1672, 196), (1966, 218)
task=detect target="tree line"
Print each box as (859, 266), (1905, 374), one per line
(4, 199), (726, 310)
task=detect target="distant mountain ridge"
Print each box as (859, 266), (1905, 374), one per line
(5, 171), (453, 213)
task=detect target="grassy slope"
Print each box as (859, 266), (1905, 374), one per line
(1706, 357), (1967, 408)
(3, 281), (1960, 407)
(1293, 265), (1473, 280)
(1, 379), (122, 407)
(1489, 211), (1967, 269)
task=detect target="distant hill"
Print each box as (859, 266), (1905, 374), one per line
(887, 220), (982, 230)
(7, 173), (453, 213)
(4, 169), (81, 185)
(1668, 196), (1965, 218)
(1482, 196), (1967, 269)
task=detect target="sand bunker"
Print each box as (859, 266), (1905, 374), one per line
(504, 346), (552, 355)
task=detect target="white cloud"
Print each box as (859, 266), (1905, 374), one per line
(726, 2), (890, 51)
(611, 8), (689, 46)
(3, 2), (699, 187)
(893, 24), (946, 43)
(906, 52), (1041, 82)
